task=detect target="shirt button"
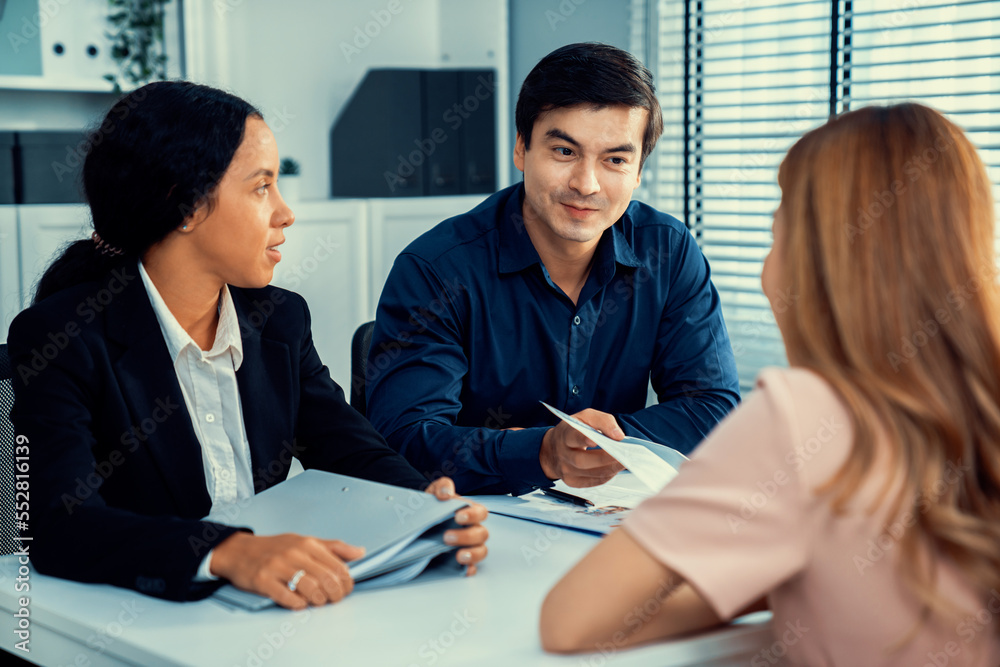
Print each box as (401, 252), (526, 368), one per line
(571, 385), (580, 396)
(206, 414), (215, 423)
(573, 315), (581, 326)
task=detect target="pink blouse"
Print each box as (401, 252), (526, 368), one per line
(625, 367), (1000, 666)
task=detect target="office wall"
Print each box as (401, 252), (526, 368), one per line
(507, 0), (633, 183)
(189, 0), (508, 201)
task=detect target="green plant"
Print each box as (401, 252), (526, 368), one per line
(279, 158), (301, 176)
(104, 0), (172, 94)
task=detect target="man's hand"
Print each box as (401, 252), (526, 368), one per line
(210, 532), (365, 610)
(425, 477), (489, 576)
(539, 408), (626, 487)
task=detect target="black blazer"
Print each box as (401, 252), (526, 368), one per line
(7, 265), (427, 601)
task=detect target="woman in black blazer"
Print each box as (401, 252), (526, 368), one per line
(7, 81), (487, 608)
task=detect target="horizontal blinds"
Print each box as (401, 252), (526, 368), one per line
(655, 0), (833, 390)
(650, 0), (686, 222)
(844, 0), (1000, 254)
(646, 0), (1000, 392)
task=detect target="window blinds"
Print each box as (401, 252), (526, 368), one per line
(640, 0), (1000, 391)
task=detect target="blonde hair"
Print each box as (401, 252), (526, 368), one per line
(777, 103), (1000, 629)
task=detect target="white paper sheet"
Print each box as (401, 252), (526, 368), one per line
(551, 472), (652, 509)
(542, 402), (681, 492)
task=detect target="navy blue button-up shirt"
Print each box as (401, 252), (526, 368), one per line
(367, 184), (740, 495)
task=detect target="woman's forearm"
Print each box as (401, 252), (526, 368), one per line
(540, 528), (723, 653)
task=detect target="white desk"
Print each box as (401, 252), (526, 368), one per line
(0, 514), (773, 666)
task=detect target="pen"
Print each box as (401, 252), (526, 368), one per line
(540, 487), (594, 507)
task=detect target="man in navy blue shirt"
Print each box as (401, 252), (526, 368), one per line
(366, 43), (740, 495)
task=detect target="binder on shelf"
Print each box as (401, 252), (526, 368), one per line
(18, 131), (88, 204)
(422, 70), (462, 197)
(0, 133), (14, 205)
(330, 68), (496, 198)
(211, 470), (467, 611)
(459, 70), (496, 194)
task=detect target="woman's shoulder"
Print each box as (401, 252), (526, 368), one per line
(752, 366), (853, 436)
(228, 284), (309, 333)
(6, 278), (120, 386)
(229, 283), (305, 308)
(9, 279), (108, 340)
(754, 366), (845, 409)
(13, 263), (144, 326)
(750, 366), (855, 483)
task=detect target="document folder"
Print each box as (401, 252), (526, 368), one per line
(211, 470), (467, 610)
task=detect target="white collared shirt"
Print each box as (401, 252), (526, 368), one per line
(139, 262), (255, 579)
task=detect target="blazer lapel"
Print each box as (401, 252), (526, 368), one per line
(232, 289), (294, 493)
(106, 268), (211, 518)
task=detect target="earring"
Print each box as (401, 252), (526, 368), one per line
(182, 225), (188, 230)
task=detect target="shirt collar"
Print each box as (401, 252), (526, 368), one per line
(138, 261), (244, 369)
(498, 184), (542, 274)
(610, 218), (644, 270)
(498, 183), (644, 276)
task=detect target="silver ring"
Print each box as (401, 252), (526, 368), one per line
(287, 569), (306, 592)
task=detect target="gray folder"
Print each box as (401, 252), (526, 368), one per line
(212, 470), (467, 610)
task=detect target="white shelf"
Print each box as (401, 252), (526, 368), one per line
(0, 74), (116, 93)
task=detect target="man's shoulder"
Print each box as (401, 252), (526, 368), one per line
(624, 199), (689, 237)
(399, 186), (517, 264)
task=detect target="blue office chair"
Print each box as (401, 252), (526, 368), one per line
(0, 344), (19, 555)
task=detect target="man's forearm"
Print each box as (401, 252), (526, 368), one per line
(616, 390), (740, 455)
(385, 421), (552, 495)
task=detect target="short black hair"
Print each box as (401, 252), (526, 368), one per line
(515, 42), (663, 170)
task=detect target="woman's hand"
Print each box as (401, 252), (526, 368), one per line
(210, 532), (365, 610)
(425, 477), (489, 576)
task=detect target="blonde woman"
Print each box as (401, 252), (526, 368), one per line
(540, 103), (1000, 665)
